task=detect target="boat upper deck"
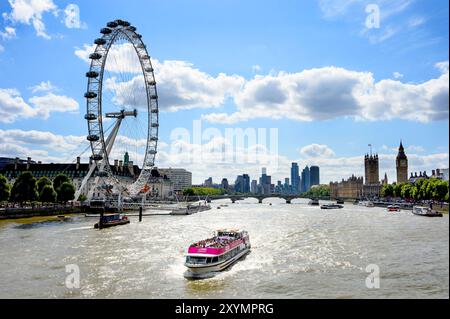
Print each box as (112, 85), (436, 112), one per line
(188, 238), (243, 255)
(187, 230), (248, 256)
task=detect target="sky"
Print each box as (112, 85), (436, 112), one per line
(0, 0), (448, 185)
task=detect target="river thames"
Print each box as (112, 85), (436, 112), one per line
(0, 199), (448, 299)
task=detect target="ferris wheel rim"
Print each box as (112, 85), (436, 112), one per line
(84, 19), (159, 195)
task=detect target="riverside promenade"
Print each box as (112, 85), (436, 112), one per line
(0, 204), (83, 220)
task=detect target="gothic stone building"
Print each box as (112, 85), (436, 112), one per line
(396, 141), (408, 183)
(363, 154), (381, 198)
(330, 175), (363, 199)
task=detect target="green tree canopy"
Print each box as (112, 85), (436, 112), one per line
(430, 179), (448, 201)
(393, 183), (404, 197)
(381, 184), (394, 197)
(382, 178), (448, 202)
(0, 174), (11, 202)
(303, 185), (330, 198)
(400, 183), (415, 199)
(37, 176), (52, 195)
(53, 174), (70, 192)
(183, 188), (195, 196)
(40, 184), (57, 203)
(9, 171), (38, 203)
(57, 182), (75, 203)
(183, 187), (226, 196)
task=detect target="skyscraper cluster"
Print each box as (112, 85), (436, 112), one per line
(290, 163), (320, 193)
(203, 164), (320, 195)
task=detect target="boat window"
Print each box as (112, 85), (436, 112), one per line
(212, 257), (218, 263)
(186, 256), (207, 264)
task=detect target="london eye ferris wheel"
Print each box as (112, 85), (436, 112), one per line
(75, 19), (159, 200)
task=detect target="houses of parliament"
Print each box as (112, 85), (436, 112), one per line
(330, 141), (408, 199)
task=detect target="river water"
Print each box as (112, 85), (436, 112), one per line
(0, 199), (448, 299)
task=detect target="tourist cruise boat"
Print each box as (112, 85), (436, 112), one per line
(184, 229), (251, 279)
(412, 206), (443, 217)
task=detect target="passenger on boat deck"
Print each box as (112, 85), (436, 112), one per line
(190, 237), (237, 248)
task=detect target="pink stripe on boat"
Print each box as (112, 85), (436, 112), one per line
(188, 239), (244, 255)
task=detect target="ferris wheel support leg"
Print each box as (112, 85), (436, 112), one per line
(74, 160), (97, 201)
(86, 118), (123, 200)
(76, 118), (124, 201)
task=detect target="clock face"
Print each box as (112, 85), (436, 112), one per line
(400, 160), (407, 167)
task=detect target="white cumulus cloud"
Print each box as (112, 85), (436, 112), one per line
(0, 88), (79, 123)
(3, 1), (86, 39)
(0, 26), (16, 40)
(4, 0), (57, 39)
(204, 63), (449, 124)
(300, 144), (336, 158)
(29, 80), (56, 93)
(63, 3), (85, 29)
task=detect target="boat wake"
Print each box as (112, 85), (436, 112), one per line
(183, 270), (219, 280)
(65, 226), (93, 231)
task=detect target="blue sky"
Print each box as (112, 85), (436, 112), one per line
(0, 0), (448, 184)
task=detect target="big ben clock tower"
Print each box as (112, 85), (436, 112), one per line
(396, 141), (408, 183)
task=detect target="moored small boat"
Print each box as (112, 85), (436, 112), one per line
(387, 205), (401, 212)
(94, 213), (130, 229)
(321, 204), (343, 209)
(308, 199), (319, 206)
(184, 229), (251, 279)
(336, 199), (345, 204)
(412, 206), (443, 217)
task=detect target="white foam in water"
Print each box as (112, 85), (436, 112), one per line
(65, 226), (92, 231)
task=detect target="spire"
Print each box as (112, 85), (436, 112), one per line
(397, 139), (407, 159)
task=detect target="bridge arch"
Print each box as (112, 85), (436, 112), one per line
(261, 197), (289, 204)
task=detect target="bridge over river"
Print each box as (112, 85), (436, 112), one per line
(186, 194), (333, 204)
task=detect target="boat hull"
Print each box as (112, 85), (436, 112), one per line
(94, 219), (130, 229)
(412, 211), (443, 217)
(412, 206), (443, 217)
(184, 246), (250, 279)
(321, 204), (343, 209)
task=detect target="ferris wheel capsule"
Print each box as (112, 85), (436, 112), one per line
(94, 38), (106, 45)
(100, 28), (112, 34)
(86, 71), (99, 78)
(84, 113), (97, 120)
(84, 92), (97, 99)
(107, 21), (118, 28)
(89, 52), (102, 60)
